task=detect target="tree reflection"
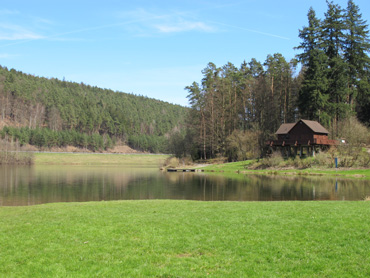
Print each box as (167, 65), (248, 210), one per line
(0, 166), (369, 206)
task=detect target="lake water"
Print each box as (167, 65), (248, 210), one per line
(0, 165), (370, 206)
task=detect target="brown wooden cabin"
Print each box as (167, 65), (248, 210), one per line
(267, 119), (337, 157)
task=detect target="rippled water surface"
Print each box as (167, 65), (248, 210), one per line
(0, 165), (370, 206)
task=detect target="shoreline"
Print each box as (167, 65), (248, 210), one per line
(195, 161), (370, 179)
(18, 152), (370, 179)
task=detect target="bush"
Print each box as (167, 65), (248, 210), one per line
(0, 139), (34, 165)
(337, 117), (370, 146)
(358, 151), (370, 167)
(248, 152), (284, 169)
(311, 152), (334, 168)
(164, 156), (180, 168)
(225, 130), (261, 162)
(267, 152), (284, 167)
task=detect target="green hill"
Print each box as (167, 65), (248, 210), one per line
(0, 66), (188, 152)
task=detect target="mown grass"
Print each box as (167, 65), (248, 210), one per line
(201, 160), (254, 172)
(34, 153), (169, 167)
(201, 160), (370, 179)
(0, 200), (369, 277)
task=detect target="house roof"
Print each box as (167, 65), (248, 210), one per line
(300, 119), (329, 134)
(275, 119), (329, 135)
(275, 123), (295, 135)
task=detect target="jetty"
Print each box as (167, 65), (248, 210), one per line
(167, 168), (196, 172)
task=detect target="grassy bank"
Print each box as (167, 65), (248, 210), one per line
(0, 200), (369, 277)
(34, 153), (169, 166)
(200, 160), (370, 179)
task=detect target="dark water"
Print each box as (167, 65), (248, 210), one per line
(0, 165), (370, 206)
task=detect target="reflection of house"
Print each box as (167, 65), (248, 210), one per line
(267, 119), (337, 156)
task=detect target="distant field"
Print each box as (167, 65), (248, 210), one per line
(34, 152), (169, 167)
(0, 200), (369, 277)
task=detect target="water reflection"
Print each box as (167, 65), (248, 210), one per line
(0, 165), (369, 206)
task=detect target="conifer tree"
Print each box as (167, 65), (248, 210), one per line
(322, 1), (350, 133)
(344, 0), (370, 123)
(296, 8), (330, 124)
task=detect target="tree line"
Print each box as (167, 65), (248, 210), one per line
(180, 0), (370, 160)
(0, 66), (188, 152)
(0, 126), (113, 151)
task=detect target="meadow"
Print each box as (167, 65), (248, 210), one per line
(34, 152), (169, 167)
(0, 200), (369, 277)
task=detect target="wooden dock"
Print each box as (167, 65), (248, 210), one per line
(167, 168), (196, 172)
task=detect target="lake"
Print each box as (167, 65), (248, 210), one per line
(0, 165), (370, 206)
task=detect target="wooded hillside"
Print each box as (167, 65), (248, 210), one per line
(0, 66), (188, 152)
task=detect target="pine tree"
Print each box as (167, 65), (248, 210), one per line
(344, 0), (370, 123)
(322, 1), (350, 134)
(296, 7), (330, 124)
(185, 82), (207, 159)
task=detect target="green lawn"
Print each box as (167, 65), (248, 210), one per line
(1, 200), (369, 277)
(201, 160), (370, 179)
(34, 153), (169, 167)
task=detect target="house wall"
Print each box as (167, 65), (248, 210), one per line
(314, 134), (329, 140)
(288, 121), (315, 142)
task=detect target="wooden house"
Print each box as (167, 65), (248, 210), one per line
(267, 119), (337, 156)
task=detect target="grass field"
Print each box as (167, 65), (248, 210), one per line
(1, 200), (369, 277)
(34, 153), (169, 167)
(201, 160), (370, 179)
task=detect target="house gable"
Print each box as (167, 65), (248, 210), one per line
(300, 119), (329, 135)
(288, 120), (316, 142)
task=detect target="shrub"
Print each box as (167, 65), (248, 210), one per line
(337, 117), (370, 146)
(267, 152), (285, 167)
(164, 156), (180, 168)
(312, 152), (334, 168)
(225, 130), (261, 162)
(0, 139), (34, 165)
(358, 151), (370, 167)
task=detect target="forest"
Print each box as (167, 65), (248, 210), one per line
(0, 65), (188, 152)
(179, 0), (370, 161)
(0, 0), (369, 159)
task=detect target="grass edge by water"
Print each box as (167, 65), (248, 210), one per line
(199, 160), (370, 179)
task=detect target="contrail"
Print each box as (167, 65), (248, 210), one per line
(0, 13), (170, 48)
(206, 20), (290, 40)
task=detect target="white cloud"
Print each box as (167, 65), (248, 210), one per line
(0, 53), (17, 59)
(0, 23), (44, 41)
(155, 21), (215, 33)
(116, 8), (216, 35)
(0, 9), (19, 16)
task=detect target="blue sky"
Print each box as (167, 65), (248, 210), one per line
(1, 0), (369, 106)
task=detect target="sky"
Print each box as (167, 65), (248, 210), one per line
(1, 0), (370, 106)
